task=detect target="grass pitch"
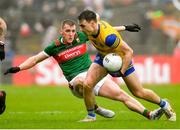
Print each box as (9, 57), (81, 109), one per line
(0, 84), (179, 129)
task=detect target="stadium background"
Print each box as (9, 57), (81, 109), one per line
(0, 0), (180, 129)
(0, 0), (180, 85)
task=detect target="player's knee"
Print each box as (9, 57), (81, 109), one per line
(69, 84), (83, 98)
(75, 85), (83, 94)
(115, 91), (130, 102)
(73, 85), (83, 98)
(83, 81), (93, 91)
(132, 89), (145, 98)
(74, 77), (83, 85)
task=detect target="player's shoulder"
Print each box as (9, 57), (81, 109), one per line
(76, 31), (88, 41)
(77, 31), (86, 37)
(100, 20), (109, 24)
(54, 36), (61, 46)
(50, 35), (64, 47)
(45, 36), (62, 49)
(99, 21), (114, 38)
(99, 20), (112, 27)
(99, 20), (114, 36)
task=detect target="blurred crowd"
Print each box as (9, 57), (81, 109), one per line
(0, 0), (179, 59)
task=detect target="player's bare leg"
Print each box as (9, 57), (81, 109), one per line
(98, 79), (164, 120)
(99, 79), (146, 113)
(123, 72), (176, 121)
(81, 63), (107, 122)
(70, 73), (163, 120)
(69, 75), (115, 119)
(123, 73), (160, 103)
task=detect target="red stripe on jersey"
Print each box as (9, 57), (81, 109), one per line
(55, 39), (61, 46)
(53, 44), (87, 63)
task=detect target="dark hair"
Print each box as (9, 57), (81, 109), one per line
(61, 19), (76, 28)
(78, 10), (97, 22)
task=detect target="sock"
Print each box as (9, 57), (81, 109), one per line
(159, 99), (166, 108)
(142, 109), (151, 119)
(94, 104), (98, 110)
(87, 109), (96, 117)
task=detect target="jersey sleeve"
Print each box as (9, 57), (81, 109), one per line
(44, 41), (56, 56)
(105, 34), (120, 48)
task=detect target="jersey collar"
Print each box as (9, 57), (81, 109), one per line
(60, 37), (74, 46)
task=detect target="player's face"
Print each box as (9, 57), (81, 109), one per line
(79, 20), (96, 36)
(61, 24), (76, 43)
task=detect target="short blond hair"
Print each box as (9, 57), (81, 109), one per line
(61, 19), (76, 29)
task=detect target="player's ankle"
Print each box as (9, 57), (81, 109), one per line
(142, 109), (151, 119)
(87, 108), (96, 117)
(94, 104), (99, 110)
(159, 99), (167, 108)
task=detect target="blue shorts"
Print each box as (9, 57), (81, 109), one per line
(94, 53), (135, 77)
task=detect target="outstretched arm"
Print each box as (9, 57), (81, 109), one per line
(114, 24), (141, 32)
(113, 26), (126, 31)
(19, 51), (48, 70)
(4, 51), (49, 74)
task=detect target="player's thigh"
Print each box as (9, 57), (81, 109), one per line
(70, 72), (86, 87)
(85, 63), (107, 88)
(69, 72), (87, 93)
(123, 71), (143, 93)
(98, 77), (124, 100)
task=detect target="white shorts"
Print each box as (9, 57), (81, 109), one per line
(69, 71), (106, 97)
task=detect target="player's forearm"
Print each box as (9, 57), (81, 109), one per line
(114, 24), (141, 32)
(113, 26), (126, 31)
(4, 52), (48, 75)
(19, 56), (38, 71)
(121, 51), (133, 74)
(117, 40), (134, 75)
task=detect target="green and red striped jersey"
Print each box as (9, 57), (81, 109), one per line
(44, 31), (92, 81)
